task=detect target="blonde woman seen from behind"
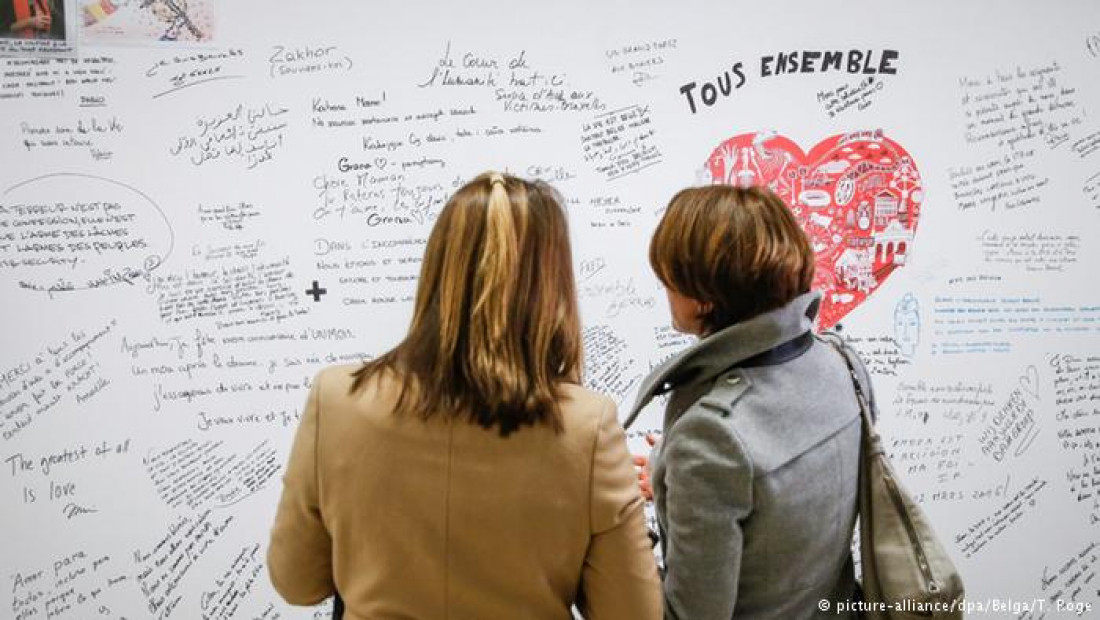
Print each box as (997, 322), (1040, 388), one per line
(268, 172), (662, 620)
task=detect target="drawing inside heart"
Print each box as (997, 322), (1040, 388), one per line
(704, 130), (923, 330)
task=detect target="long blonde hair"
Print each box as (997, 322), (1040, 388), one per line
(351, 172), (582, 436)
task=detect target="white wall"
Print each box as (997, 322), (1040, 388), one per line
(2, 1), (1100, 617)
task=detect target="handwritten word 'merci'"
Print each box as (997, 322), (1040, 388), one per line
(679, 49), (899, 114)
(0, 320), (116, 443)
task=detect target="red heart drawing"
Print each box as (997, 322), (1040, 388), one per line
(704, 130), (923, 330)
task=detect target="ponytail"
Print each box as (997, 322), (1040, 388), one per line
(470, 173), (527, 414)
(474, 173), (521, 341)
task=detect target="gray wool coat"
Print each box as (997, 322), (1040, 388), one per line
(625, 291), (866, 620)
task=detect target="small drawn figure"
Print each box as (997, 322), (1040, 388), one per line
(837, 249), (874, 292)
(894, 292), (920, 357)
(752, 130), (794, 182)
(855, 200), (871, 231)
(835, 175), (855, 206)
(734, 147), (758, 187)
(141, 0), (202, 40)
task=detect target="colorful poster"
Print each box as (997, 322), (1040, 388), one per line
(80, 0), (215, 45)
(704, 130), (923, 329)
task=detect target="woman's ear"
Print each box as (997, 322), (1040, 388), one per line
(693, 300), (714, 335)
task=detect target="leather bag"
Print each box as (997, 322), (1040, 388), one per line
(825, 335), (965, 619)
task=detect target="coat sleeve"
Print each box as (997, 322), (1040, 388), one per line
(578, 397), (663, 620)
(267, 370), (336, 605)
(661, 408), (754, 620)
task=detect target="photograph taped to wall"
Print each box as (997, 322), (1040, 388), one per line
(0, 0), (76, 56)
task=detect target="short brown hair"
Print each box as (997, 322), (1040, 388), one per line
(351, 172), (582, 436)
(649, 185), (814, 333)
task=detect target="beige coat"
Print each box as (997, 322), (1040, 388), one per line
(268, 364), (661, 620)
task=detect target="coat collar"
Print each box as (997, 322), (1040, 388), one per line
(624, 290), (822, 428)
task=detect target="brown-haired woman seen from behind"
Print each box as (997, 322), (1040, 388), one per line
(268, 172), (662, 619)
(627, 185), (866, 619)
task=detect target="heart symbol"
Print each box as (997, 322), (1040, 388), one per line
(704, 130), (923, 330)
